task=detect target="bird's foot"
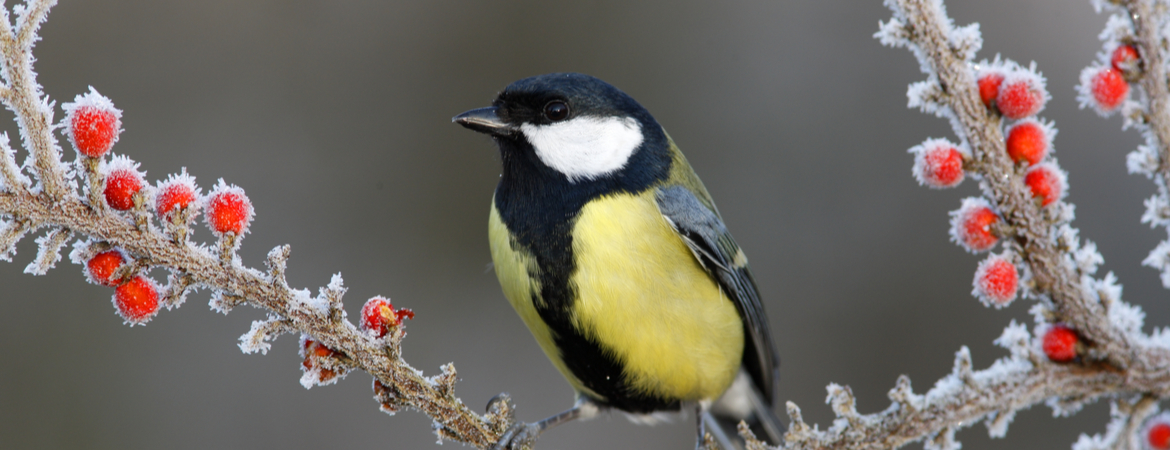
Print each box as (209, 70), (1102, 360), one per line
(491, 421), (543, 450)
(485, 393), (542, 450)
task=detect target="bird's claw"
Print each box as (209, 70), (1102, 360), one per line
(491, 421), (542, 450)
(486, 392), (517, 422)
(486, 393), (541, 449)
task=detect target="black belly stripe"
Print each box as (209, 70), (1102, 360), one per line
(493, 132), (677, 413)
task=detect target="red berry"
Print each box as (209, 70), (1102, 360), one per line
(104, 166), (144, 211)
(1024, 163), (1065, 206)
(977, 72), (1004, 108)
(1090, 67), (1129, 112)
(300, 337), (343, 384)
(997, 76), (1046, 119)
(113, 276), (159, 324)
(86, 250), (125, 286)
(951, 199), (1000, 252)
(1111, 44), (1139, 73)
(361, 296), (415, 338)
(362, 297), (396, 337)
(205, 181), (253, 235)
(155, 174), (198, 220)
(1042, 324), (1079, 362)
(973, 255), (1018, 307)
(66, 89), (122, 158)
(1005, 119), (1050, 166)
(1148, 420), (1170, 450)
(300, 337), (339, 359)
(912, 139), (965, 188)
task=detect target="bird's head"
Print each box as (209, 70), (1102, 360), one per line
(454, 73), (668, 184)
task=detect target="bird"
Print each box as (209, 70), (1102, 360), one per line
(453, 72), (782, 450)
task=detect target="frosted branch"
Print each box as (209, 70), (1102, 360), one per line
(0, 2), (509, 448)
(728, 0), (1170, 449)
(1088, 0), (1170, 294)
(0, 0), (66, 198)
(23, 225), (68, 275)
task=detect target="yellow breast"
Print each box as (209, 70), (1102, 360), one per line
(569, 190), (743, 402)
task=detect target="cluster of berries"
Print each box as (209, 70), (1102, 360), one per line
(66, 89), (253, 324)
(907, 60), (1089, 363)
(1078, 44), (1138, 116)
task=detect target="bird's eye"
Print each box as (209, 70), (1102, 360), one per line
(543, 101), (569, 122)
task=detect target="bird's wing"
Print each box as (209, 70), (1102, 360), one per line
(654, 185), (779, 404)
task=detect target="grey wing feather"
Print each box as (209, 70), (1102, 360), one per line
(655, 185), (779, 405)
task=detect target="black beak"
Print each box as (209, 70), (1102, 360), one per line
(452, 106), (516, 136)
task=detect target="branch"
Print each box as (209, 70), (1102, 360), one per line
(0, 1), (510, 448)
(725, 0), (1170, 449)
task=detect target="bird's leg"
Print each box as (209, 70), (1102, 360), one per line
(488, 395), (599, 450)
(696, 403), (737, 450)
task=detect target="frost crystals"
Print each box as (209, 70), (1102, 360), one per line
(238, 316), (294, 355)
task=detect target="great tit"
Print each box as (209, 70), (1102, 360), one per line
(454, 73), (781, 449)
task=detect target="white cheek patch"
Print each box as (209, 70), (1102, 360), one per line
(520, 116), (644, 182)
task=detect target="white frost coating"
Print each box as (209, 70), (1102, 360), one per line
(948, 22), (982, 61)
(906, 80), (946, 116)
(24, 227), (68, 275)
(1056, 224), (1081, 251)
(1096, 14), (1132, 46)
(1071, 402), (1131, 450)
(326, 272), (346, 299)
(1142, 191), (1170, 228)
(923, 425), (961, 450)
(1048, 395), (1089, 418)
(67, 237), (92, 266)
(239, 320), (274, 354)
(1142, 240), (1170, 288)
(985, 408), (1016, 439)
(289, 286), (329, 316)
(0, 132), (29, 191)
(520, 116), (643, 182)
(163, 271), (191, 310)
(1074, 240), (1104, 276)
(208, 291), (235, 315)
(0, 219), (30, 262)
(1108, 298), (1145, 336)
(994, 320), (1032, 359)
(1094, 272), (1123, 306)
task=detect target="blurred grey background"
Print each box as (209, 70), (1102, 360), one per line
(0, 0), (1159, 448)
